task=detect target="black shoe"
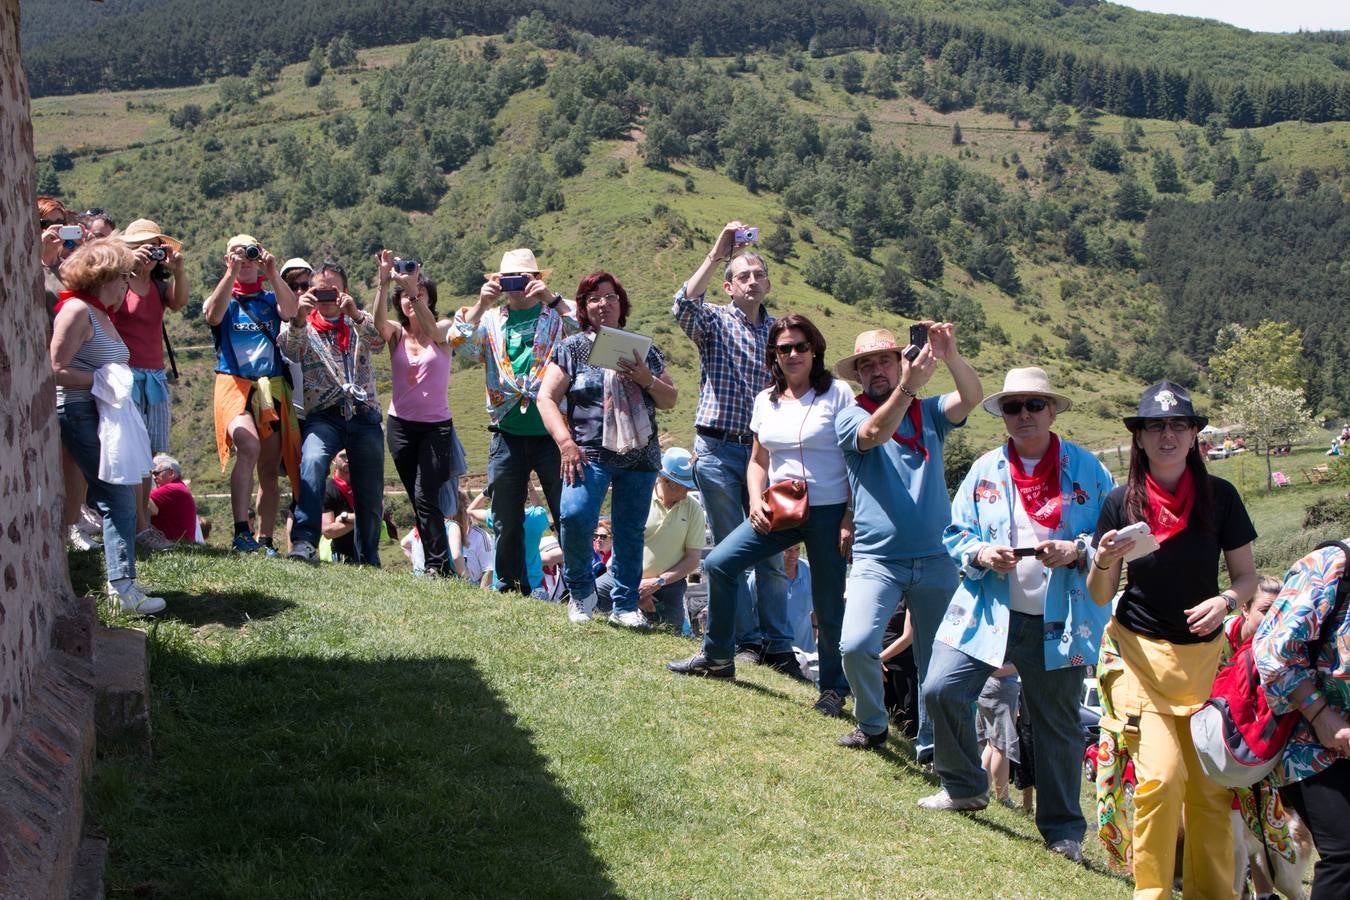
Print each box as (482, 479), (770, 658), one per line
(814, 689), (846, 718)
(762, 650), (811, 682)
(667, 652), (735, 679)
(734, 643), (765, 665)
(838, 726), (889, 750)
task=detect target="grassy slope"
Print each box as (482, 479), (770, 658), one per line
(31, 40), (1350, 514)
(84, 550), (1134, 898)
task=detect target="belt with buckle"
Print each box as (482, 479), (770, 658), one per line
(696, 425), (753, 445)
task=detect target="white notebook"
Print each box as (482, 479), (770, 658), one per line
(588, 325), (653, 371)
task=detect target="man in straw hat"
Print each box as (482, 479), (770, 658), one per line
(671, 221), (803, 678)
(453, 248), (576, 594)
(918, 367), (1113, 864)
(832, 323), (983, 749)
(114, 219), (190, 551)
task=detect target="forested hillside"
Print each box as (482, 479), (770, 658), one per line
(29, 16), (1350, 488)
(21, 0), (1350, 133)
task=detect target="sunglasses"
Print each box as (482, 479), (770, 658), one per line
(593, 532), (611, 540)
(774, 341), (812, 356)
(1141, 418), (1195, 434)
(289, 280), (312, 291)
(1000, 397), (1050, 416)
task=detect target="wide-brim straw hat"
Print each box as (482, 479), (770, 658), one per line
(486, 247), (552, 279)
(833, 329), (904, 382)
(1123, 380), (1209, 431)
(119, 218), (182, 252)
(981, 367), (1073, 416)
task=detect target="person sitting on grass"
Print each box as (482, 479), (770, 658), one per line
(148, 454), (200, 543)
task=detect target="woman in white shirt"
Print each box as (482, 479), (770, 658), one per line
(668, 314), (854, 716)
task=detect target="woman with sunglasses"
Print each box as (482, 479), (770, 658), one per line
(49, 238), (165, 614)
(668, 314), (855, 717)
(537, 272), (677, 628)
(1087, 381), (1257, 897)
(923, 367), (1114, 863)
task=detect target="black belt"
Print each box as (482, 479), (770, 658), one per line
(696, 425), (753, 445)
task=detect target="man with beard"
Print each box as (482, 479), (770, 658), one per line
(832, 326), (982, 752)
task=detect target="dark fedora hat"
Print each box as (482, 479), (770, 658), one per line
(1123, 381), (1209, 431)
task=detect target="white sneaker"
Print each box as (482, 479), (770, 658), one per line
(567, 592), (597, 623)
(107, 580), (166, 615)
(67, 524), (95, 552)
(607, 609), (648, 629)
(917, 787), (989, 812)
(287, 540), (317, 561)
(77, 505), (102, 535)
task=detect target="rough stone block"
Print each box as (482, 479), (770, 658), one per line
(93, 627), (151, 758)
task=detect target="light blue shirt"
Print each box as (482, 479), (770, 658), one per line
(937, 438), (1116, 670)
(836, 394), (961, 561)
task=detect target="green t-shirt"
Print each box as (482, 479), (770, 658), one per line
(497, 304), (546, 436)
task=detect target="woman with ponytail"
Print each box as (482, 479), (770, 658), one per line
(1088, 381), (1258, 898)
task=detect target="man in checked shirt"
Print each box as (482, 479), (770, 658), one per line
(666, 221), (805, 681)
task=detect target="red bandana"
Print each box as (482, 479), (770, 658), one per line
(55, 289), (113, 317)
(1144, 466), (1194, 544)
(332, 474), (355, 511)
(1007, 433), (1062, 530)
(855, 393), (927, 461)
(230, 278), (267, 298)
(308, 309), (351, 353)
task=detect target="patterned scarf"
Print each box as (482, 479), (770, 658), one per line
(481, 304), (568, 413)
(854, 392), (927, 461)
(1007, 433), (1062, 530)
(602, 368), (652, 454)
(1144, 466), (1194, 544)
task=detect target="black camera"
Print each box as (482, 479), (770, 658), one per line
(147, 246), (168, 262)
(244, 244), (262, 260)
(394, 259), (419, 275)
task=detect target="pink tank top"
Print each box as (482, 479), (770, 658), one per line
(388, 333), (452, 422)
(113, 280), (165, 369)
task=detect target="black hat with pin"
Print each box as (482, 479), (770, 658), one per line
(1123, 381), (1209, 431)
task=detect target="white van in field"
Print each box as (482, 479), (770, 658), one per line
(1083, 677), (1101, 717)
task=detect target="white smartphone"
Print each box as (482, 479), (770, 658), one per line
(1114, 521), (1159, 561)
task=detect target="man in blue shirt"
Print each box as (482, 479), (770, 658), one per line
(670, 221), (800, 679)
(833, 326), (983, 752)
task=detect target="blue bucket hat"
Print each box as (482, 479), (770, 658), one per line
(659, 448), (696, 489)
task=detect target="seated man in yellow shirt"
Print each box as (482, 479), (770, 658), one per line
(596, 448), (706, 629)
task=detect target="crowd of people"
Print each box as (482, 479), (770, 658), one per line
(40, 201), (1349, 897)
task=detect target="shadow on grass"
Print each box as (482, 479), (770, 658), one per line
(161, 590), (296, 627)
(95, 647), (619, 898)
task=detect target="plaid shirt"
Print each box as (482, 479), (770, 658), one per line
(671, 284), (773, 435)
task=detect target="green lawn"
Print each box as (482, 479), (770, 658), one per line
(84, 550), (1133, 899)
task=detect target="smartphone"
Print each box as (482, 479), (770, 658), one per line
(313, 288), (339, 302)
(904, 323), (928, 362)
(734, 226), (759, 244)
(1012, 547), (1039, 558)
(499, 274), (530, 292)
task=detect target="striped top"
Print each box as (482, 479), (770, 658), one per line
(57, 309), (129, 406)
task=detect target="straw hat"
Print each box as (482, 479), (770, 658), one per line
(119, 218), (182, 252)
(833, 329), (904, 382)
(981, 367), (1073, 416)
(488, 248), (552, 279)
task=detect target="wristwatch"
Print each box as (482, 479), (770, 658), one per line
(655, 576), (667, 588)
(1222, 591), (1239, 613)
(547, 292), (564, 309)
(1074, 536), (1089, 565)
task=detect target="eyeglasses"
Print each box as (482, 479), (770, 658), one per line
(1141, 418), (1195, 434)
(584, 292), (620, 305)
(774, 341), (812, 356)
(593, 532), (611, 540)
(290, 280), (311, 291)
(1000, 397), (1050, 416)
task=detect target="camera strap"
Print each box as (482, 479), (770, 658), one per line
(153, 280), (179, 381)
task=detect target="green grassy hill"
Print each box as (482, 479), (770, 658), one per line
(32, 35), (1349, 517)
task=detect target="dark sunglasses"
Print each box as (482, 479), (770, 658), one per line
(1000, 397), (1050, 416)
(1141, 418), (1195, 434)
(593, 532), (612, 540)
(289, 280), (312, 291)
(774, 341), (812, 356)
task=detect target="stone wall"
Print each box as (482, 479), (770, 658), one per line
(0, 0), (100, 894)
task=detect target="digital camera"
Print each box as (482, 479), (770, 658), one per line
(147, 246), (168, 262)
(394, 259), (419, 275)
(734, 226), (759, 244)
(243, 244), (262, 260)
(58, 224), (83, 248)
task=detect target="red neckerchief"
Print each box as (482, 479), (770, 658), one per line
(1144, 466), (1194, 544)
(230, 278), (267, 298)
(308, 309), (350, 353)
(332, 474), (355, 510)
(855, 392), (927, 461)
(55, 289), (113, 317)
(1007, 433), (1062, 530)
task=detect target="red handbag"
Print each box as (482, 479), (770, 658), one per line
(761, 392), (816, 532)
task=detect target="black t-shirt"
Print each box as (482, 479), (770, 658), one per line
(323, 479), (356, 561)
(1094, 477), (1256, 643)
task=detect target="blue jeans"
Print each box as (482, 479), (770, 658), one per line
(838, 554), (957, 750)
(692, 435), (791, 653)
(596, 570), (688, 628)
(703, 503), (848, 695)
(559, 461), (656, 614)
(292, 405), (385, 566)
(58, 401), (137, 584)
(923, 612), (1086, 845)
(487, 431), (563, 594)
